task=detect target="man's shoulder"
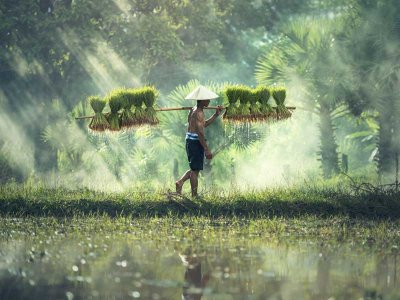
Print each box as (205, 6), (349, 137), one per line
(192, 109), (204, 117)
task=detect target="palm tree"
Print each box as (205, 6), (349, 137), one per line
(255, 17), (348, 178)
(343, 0), (400, 178)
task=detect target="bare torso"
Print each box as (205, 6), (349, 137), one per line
(187, 107), (204, 134)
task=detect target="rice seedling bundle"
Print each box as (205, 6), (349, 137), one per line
(80, 86), (293, 132)
(87, 96), (110, 131)
(105, 88), (123, 131)
(142, 86), (159, 125)
(132, 89), (146, 126)
(120, 89), (136, 128)
(236, 86), (252, 120)
(224, 86), (240, 120)
(255, 86), (275, 121)
(249, 90), (262, 121)
(127, 89), (144, 126)
(224, 85), (278, 123)
(272, 87), (291, 119)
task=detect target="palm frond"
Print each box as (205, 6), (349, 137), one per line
(224, 122), (264, 151)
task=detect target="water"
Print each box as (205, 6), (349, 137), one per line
(0, 220), (399, 299)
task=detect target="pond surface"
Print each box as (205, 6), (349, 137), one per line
(0, 218), (399, 300)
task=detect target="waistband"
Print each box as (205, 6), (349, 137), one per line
(186, 132), (199, 140)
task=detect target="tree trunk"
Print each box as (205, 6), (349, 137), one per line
(318, 103), (340, 178)
(377, 98), (398, 177)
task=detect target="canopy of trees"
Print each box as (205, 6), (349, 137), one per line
(0, 0), (399, 187)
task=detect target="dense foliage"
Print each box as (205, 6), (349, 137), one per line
(0, 0), (399, 187)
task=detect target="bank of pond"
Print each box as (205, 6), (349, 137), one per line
(0, 184), (399, 219)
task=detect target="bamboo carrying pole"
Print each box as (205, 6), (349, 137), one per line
(75, 106), (296, 120)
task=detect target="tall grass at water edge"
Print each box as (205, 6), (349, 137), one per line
(0, 180), (399, 219)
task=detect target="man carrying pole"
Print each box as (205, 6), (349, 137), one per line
(175, 85), (223, 197)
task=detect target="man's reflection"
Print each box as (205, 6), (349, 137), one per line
(179, 252), (209, 300)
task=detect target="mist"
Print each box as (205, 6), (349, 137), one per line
(234, 100), (320, 189)
(1, 0), (399, 191)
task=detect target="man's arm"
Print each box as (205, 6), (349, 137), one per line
(205, 106), (223, 127)
(205, 113), (218, 128)
(195, 112), (212, 159)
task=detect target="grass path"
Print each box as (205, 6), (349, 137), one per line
(0, 185), (399, 219)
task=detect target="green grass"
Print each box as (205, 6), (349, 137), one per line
(1, 215), (400, 245)
(0, 183), (399, 219)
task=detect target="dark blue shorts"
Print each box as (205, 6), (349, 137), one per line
(186, 139), (204, 171)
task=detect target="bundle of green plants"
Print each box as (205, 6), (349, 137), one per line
(87, 96), (110, 131)
(255, 86), (275, 121)
(142, 86), (159, 125)
(223, 86), (241, 121)
(132, 89), (146, 126)
(236, 86), (252, 120)
(272, 87), (291, 119)
(120, 89), (136, 128)
(249, 89), (262, 121)
(105, 88), (124, 131)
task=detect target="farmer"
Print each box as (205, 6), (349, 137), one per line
(175, 85), (223, 197)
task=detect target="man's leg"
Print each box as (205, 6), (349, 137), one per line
(176, 170), (191, 194)
(190, 170), (200, 197)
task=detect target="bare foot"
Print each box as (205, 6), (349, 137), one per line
(175, 181), (183, 194)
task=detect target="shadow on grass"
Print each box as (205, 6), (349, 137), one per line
(0, 190), (399, 219)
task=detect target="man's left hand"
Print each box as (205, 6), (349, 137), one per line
(215, 106), (223, 116)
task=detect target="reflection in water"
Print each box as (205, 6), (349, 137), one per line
(0, 229), (400, 299)
(179, 251), (209, 300)
(315, 246), (331, 299)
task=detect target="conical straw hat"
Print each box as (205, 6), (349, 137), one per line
(185, 85), (219, 100)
